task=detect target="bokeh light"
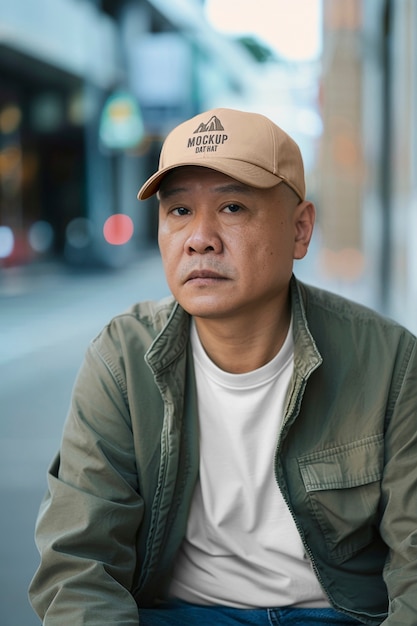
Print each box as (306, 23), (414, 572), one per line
(0, 104), (22, 134)
(103, 214), (134, 246)
(0, 226), (14, 258)
(66, 217), (94, 249)
(28, 220), (54, 253)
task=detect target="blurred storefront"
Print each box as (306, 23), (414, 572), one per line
(0, 0), (254, 269)
(0, 0), (122, 267)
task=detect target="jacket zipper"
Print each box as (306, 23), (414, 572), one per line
(274, 376), (375, 623)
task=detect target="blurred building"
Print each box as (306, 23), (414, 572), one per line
(317, 0), (417, 332)
(0, 1), (119, 267)
(386, 0), (417, 332)
(318, 0), (364, 278)
(0, 0), (255, 269)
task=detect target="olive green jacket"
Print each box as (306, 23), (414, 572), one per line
(29, 276), (417, 625)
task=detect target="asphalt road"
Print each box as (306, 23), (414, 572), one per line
(0, 250), (168, 626)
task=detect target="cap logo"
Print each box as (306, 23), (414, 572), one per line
(187, 115), (228, 154)
(194, 115), (224, 132)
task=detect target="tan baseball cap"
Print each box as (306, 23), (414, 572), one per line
(137, 107), (305, 201)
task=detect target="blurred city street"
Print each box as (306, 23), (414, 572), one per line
(0, 249), (169, 626)
(1, 1), (417, 623)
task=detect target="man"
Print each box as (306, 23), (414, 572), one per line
(29, 108), (417, 625)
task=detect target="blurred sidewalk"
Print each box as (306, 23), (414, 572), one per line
(0, 247), (166, 299)
(0, 260), (74, 298)
(0, 249), (169, 367)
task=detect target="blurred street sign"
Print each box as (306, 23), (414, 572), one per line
(99, 90), (145, 150)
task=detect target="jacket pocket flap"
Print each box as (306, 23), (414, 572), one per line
(299, 434), (383, 492)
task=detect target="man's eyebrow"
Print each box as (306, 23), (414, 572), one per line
(158, 186), (189, 200)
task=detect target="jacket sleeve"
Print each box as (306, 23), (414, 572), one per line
(29, 332), (144, 625)
(380, 336), (417, 624)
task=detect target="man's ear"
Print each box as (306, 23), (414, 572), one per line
(294, 201), (316, 260)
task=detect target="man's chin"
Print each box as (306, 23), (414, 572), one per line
(176, 298), (231, 320)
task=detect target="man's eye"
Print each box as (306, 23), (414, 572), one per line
(223, 204), (241, 213)
(172, 207), (190, 216)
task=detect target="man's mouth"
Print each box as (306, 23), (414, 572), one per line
(185, 269), (227, 283)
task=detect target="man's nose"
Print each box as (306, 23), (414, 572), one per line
(184, 215), (222, 254)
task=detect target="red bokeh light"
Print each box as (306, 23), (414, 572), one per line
(103, 214), (134, 245)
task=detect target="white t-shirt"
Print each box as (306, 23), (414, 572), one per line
(168, 320), (329, 609)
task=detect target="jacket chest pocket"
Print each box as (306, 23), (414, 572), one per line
(298, 434), (384, 563)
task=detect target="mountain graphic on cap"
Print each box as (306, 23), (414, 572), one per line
(194, 116), (225, 133)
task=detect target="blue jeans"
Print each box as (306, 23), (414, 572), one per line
(138, 601), (363, 625)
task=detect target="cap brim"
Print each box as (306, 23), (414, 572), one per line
(137, 160), (283, 200)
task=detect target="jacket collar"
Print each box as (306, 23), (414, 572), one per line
(145, 300), (190, 375)
(290, 275), (323, 379)
(145, 275), (322, 377)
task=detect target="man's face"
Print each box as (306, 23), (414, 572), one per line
(158, 166), (314, 322)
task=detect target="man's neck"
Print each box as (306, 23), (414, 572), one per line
(193, 304), (291, 374)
